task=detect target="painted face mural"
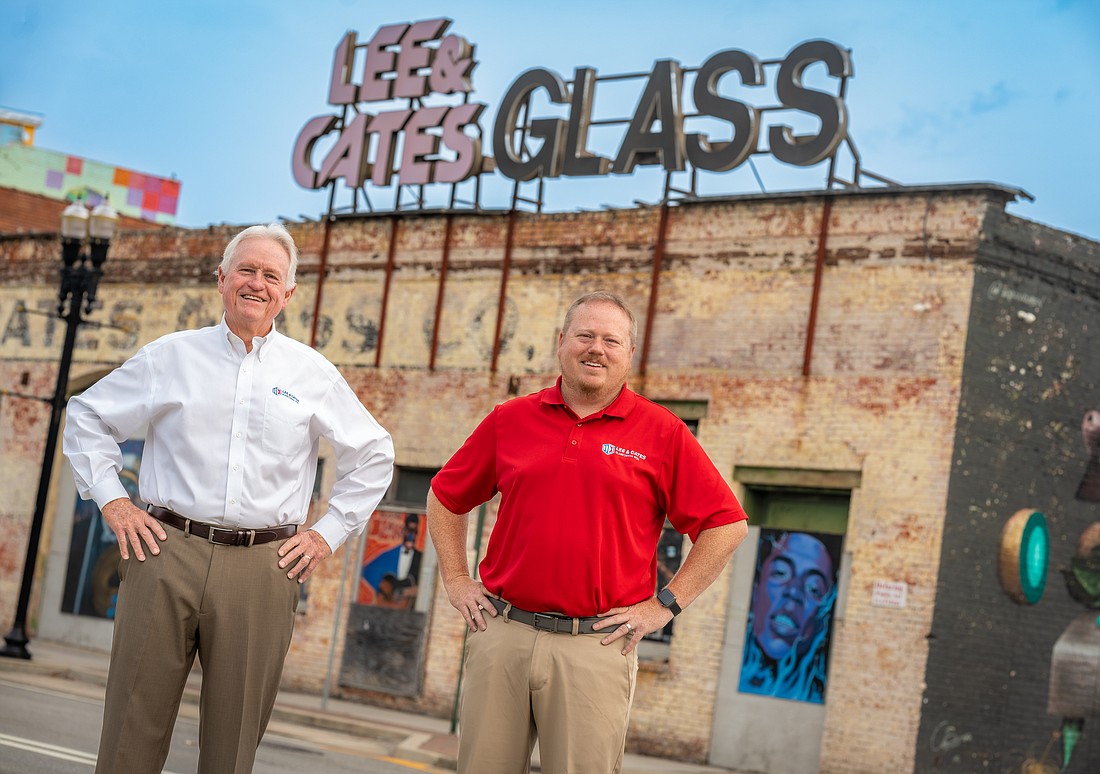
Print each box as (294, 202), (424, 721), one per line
(740, 529), (842, 704)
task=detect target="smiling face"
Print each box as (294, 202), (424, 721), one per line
(750, 533), (835, 662)
(556, 300), (636, 414)
(217, 236), (295, 346)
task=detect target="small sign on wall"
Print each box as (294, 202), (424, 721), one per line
(871, 580), (908, 609)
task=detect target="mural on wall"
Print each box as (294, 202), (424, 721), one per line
(998, 496), (1100, 773)
(0, 143), (179, 224)
(342, 509), (429, 697)
(1075, 410), (1100, 502)
(739, 529), (843, 704)
(61, 439), (144, 618)
(358, 511), (424, 609)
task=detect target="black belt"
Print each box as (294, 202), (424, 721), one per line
(147, 505), (296, 547)
(488, 597), (604, 635)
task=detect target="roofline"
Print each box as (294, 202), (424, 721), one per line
(315, 181), (1033, 223)
(672, 181), (1033, 209)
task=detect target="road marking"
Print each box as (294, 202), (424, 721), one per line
(0, 732), (186, 773)
(0, 733), (96, 765)
(379, 757), (446, 772)
(0, 677), (102, 705)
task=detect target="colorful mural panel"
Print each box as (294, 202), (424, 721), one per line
(739, 528), (843, 704)
(358, 511), (425, 609)
(0, 143), (179, 224)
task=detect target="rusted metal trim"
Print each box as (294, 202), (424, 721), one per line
(375, 215), (400, 368)
(639, 203), (671, 378)
(491, 209), (517, 373)
(308, 214), (333, 349)
(803, 197), (832, 377)
(429, 213), (454, 370)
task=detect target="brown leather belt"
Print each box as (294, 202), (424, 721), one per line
(147, 505), (296, 547)
(488, 596), (603, 635)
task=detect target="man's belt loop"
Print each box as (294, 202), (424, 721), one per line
(502, 600), (513, 623)
(246, 530), (256, 547)
(571, 617), (579, 636)
(183, 518), (191, 538)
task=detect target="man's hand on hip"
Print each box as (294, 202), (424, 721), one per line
(101, 498), (167, 562)
(594, 598), (674, 655)
(279, 529), (331, 583)
(443, 575), (498, 632)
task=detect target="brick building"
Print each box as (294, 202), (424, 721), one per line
(1, 184), (1098, 772)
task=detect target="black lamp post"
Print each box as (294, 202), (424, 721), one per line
(0, 199), (118, 660)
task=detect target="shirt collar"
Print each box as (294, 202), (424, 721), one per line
(543, 375), (637, 419)
(219, 315), (279, 362)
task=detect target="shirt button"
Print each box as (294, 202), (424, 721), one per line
(577, 423), (582, 427)
(571, 440), (577, 445)
(233, 465), (239, 471)
(235, 432), (242, 438)
(230, 498), (236, 505)
(240, 399), (245, 405)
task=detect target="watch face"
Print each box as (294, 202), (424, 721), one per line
(658, 588), (676, 607)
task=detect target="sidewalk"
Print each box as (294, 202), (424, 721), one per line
(0, 638), (732, 774)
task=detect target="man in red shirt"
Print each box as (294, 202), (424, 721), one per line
(427, 290), (748, 774)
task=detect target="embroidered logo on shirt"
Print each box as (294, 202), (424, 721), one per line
(602, 443), (647, 461)
(272, 386), (300, 404)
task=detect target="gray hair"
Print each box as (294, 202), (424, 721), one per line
(562, 291), (638, 348)
(217, 222), (298, 289)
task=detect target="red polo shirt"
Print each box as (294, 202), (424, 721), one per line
(431, 379), (746, 617)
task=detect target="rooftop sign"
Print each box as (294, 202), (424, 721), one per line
(292, 19), (856, 210)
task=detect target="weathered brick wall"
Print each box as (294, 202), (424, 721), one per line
(0, 188), (1028, 770)
(916, 214), (1100, 773)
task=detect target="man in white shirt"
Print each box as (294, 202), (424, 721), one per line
(63, 223), (394, 774)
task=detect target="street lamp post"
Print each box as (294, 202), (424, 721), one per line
(0, 199), (118, 660)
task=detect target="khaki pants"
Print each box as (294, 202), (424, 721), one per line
(457, 609), (639, 774)
(95, 531), (299, 774)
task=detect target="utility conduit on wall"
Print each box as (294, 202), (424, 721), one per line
(803, 197), (832, 377)
(308, 215), (334, 349)
(639, 203), (672, 381)
(429, 213), (454, 371)
(375, 215), (400, 368)
(491, 209), (517, 373)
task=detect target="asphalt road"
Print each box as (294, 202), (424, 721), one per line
(0, 676), (447, 774)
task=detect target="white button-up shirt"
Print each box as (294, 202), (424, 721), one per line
(63, 318), (394, 551)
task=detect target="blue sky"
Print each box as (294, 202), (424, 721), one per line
(2, 0), (1098, 240)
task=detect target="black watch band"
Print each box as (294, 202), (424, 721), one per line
(657, 587), (681, 616)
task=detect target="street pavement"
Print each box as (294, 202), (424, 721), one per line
(0, 638), (733, 773)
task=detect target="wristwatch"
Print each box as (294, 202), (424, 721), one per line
(657, 587), (681, 616)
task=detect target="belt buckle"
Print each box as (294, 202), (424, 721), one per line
(532, 613), (561, 633)
(207, 526), (225, 545)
